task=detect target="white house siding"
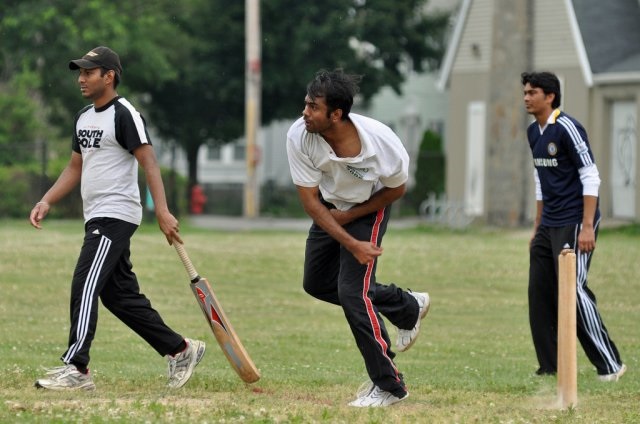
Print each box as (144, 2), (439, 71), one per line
(452, 0), (493, 74)
(533, 0), (580, 70)
(198, 145), (246, 184)
(444, 72), (491, 206)
(445, 0), (494, 218)
(260, 119), (294, 187)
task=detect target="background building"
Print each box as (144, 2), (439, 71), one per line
(438, 0), (640, 224)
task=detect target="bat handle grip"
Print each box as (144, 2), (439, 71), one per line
(173, 241), (200, 282)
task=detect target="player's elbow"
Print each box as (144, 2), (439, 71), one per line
(387, 183), (407, 201)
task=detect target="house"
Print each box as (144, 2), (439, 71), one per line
(438, 0), (640, 224)
(152, 119), (295, 215)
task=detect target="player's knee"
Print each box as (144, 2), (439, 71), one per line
(303, 278), (340, 305)
(303, 279), (324, 298)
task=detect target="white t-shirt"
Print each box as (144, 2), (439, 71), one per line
(286, 113), (409, 211)
(72, 97), (150, 225)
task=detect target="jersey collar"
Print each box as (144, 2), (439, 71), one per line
(94, 95), (121, 113)
(349, 114), (376, 160)
(539, 108), (561, 134)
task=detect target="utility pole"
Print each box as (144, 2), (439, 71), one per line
(244, 0), (261, 218)
(485, 0), (533, 226)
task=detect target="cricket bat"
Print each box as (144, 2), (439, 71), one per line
(173, 241), (260, 384)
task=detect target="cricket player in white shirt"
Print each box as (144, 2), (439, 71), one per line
(286, 69), (430, 407)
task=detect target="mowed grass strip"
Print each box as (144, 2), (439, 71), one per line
(1, 219), (638, 423)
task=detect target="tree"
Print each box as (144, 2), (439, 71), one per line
(1, 0), (450, 190)
(0, 0), (187, 161)
(262, 0), (449, 121)
(146, 0), (450, 188)
(485, 0), (533, 226)
(144, 0), (247, 190)
(0, 72), (45, 165)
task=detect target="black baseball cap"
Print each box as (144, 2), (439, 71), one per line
(69, 46), (122, 76)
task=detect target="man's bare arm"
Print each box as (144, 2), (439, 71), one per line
(578, 195), (598, 253)
(330, 184), (406, 226)
(134, 144), (182, 245)
(296, 185), (382, 265)
(529, 200), (543, 248)
(29, 152), (83, 229)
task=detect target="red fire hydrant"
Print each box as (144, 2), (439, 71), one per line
(190, 184), (207, 215)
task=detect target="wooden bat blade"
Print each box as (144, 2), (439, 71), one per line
(191, 278), (260, 383)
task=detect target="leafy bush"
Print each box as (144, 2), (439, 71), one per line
(0, 163), (184, 219)
(0, 164), (82, 219)
(0, 72), (45, 166)
(405, 129), (445, 213)
(260, 180), (306, 217)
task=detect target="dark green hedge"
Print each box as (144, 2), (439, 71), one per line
(1, 164), (187, 219)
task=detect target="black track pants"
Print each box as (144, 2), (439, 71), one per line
(303, 207), (419, 397)
(528, 222), (622, 375)
(62, 217), (184, 367)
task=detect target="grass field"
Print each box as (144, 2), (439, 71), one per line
(0, 218), (638, 423)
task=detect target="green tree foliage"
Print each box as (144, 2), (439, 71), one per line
(1, 0), (450, 188)
(261, 0), (449, 121)
(144, 0), (246, 188)
(147, 0), (450, 186)
(404, 129), (445, 212)
(0, 0), (187, 125)
(0, 72), (44, 165)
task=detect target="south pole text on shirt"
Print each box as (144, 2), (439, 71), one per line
(77, 129), (103, 148)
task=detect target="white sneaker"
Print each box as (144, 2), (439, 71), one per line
(40, 365), (70, 376)
(396, 291), (430, 352)
(35, 364), (96, 391)
(353, 380), (375, 398)
(598, 363), (627, 382)
(167, 338), (206, 388)
(348, 384), (408, 407)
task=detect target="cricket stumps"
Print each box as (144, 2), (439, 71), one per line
(557, 246), (577, 409)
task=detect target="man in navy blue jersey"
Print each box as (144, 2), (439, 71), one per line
(521, 71), (625, 381)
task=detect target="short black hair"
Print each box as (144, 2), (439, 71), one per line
(521, 71), (561, 109)
(306, 69), (362, 120)
(100, 67), (120, 88)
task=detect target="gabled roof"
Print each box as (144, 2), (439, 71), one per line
(436, 0), (471, 91)
(573, 0), (640, 74)
(437, 0), (640, 90)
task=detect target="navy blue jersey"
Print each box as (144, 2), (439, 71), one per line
(527, 109), (600, 226)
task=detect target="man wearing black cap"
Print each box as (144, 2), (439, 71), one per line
(29, 46), (206, 391)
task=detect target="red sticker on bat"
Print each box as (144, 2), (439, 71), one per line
(196, 286), (227, 332)
(209, 305), (223, 326)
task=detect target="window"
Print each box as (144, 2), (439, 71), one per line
(234, 145), (246, 161)
(207, 145), (221, 161)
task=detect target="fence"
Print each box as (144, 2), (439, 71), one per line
(418, 192), (474, 228)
